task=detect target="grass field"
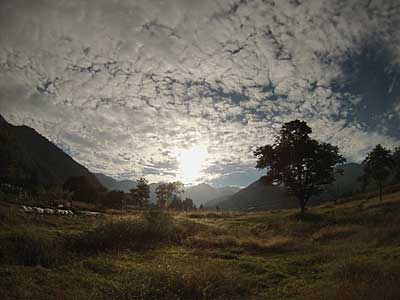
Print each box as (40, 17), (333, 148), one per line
(1, 192), (400, 300)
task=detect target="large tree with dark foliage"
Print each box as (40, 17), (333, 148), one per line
(254, 120), (345, 213)
(129, 178), (150, 207)
(362, 144), (394, 201)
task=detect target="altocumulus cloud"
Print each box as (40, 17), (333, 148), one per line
(0, 0), (399, 186)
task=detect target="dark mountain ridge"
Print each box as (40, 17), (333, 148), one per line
(0, 114), (102, 188)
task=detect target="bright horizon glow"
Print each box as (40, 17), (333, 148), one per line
(177, 145), (209, 185)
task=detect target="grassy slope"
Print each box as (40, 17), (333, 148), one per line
(1, 192), (400, 300)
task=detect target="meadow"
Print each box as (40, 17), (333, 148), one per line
(1, 191), (400, 300)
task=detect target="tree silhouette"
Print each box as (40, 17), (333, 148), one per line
(101, 190), (125, 208)
(183, 197), (194, 211)
(362, 144), (394, 201)
(155, 181), (184, 209)
(393, 147), (400, 182)
(129, 178), (150, 207)
(170, 197), (183, 211)
(63, 176), (105, 207)
(254, 120), (345, 213)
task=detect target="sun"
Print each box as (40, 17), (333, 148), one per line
(177, 145), (209, 184)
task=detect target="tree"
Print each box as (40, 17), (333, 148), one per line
(362, 144), (394, 201)
(254, 120), (346, 213)
(183, 197), (194, 211)
(63, 176), (105, 208)
(101, 190), (126, 208)
(393, 147), (400, 182)
(155, 181), (184, 209)
(37, 185), (65, 206)
(129, 178), (150, 207)
(170, 197), (183, 211)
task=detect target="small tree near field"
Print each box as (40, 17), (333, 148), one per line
(392, 147), (400, 182)
(362, 144), (394, 201)
(254, 120), (346, 213)
(130, 178), (150, 207)
(155, 181), (184, 209)
(183, 197), (194, 211)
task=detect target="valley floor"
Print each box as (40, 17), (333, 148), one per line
(1, 192), (400, 300)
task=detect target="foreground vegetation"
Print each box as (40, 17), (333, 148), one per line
(1, 190), (400, 300)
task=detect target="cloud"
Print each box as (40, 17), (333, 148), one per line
(0, 0), (399, 186)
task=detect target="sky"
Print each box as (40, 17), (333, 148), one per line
(0, 0), (399, 187)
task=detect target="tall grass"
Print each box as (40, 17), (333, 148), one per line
(73, 210), (198, 253)
(0, 229), (66, 267)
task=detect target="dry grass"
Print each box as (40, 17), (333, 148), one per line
(311, 225), (359, 242)
(186, 227), (295, 253)
(1, 190), (400, 300)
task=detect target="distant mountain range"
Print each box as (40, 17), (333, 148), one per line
(181, 184), (241, 207)
(205, 163), (366, 211)
(0, 114), (101, 188)
(94, 173), (137, 193)
(95, 173), (241, 207)
(206, 180), (297, 211)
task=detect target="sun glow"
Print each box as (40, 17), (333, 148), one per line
(177, 145), (209, 184)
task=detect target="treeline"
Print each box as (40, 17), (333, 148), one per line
(1, 175), (198, 211)
(62, 177), (197, 211)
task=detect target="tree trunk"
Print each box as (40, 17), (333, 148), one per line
(379, 182), (383, 202)
(299, 199), (306, 213)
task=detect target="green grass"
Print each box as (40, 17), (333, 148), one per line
(1, 192), (400, 299)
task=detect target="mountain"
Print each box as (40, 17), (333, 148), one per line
(144, 182), (241, 207)
(206, 163), (365, 211)
(206, 180), (297, 211)
(181, 183), (241, 207)
(0, 115), (102, 188)
(321, 163), (365, 199)
(95, 173), (137, 193)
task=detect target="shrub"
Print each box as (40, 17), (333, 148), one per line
(74, 210), (186, 253)
(0, 229), (66, 267)
(0, 207), (20, 225)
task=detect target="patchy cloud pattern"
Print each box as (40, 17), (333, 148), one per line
(0, 0), (399, 186)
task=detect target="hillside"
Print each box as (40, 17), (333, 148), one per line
(206, 163), (365, 211)
(0, 115), (101, 188)
(206, 180), (297, 210)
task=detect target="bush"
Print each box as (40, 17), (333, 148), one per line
(0, 207), (20, 225)
(74, 210), (184, 253)
(0, 230), (66, 267)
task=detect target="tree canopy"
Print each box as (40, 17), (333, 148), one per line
(155, 181), (184, 209)
(129, 178), (150, 207)
(362, 144), (394, 201)
(254, 120), (345, 212)
(393, 147), (400, 182)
